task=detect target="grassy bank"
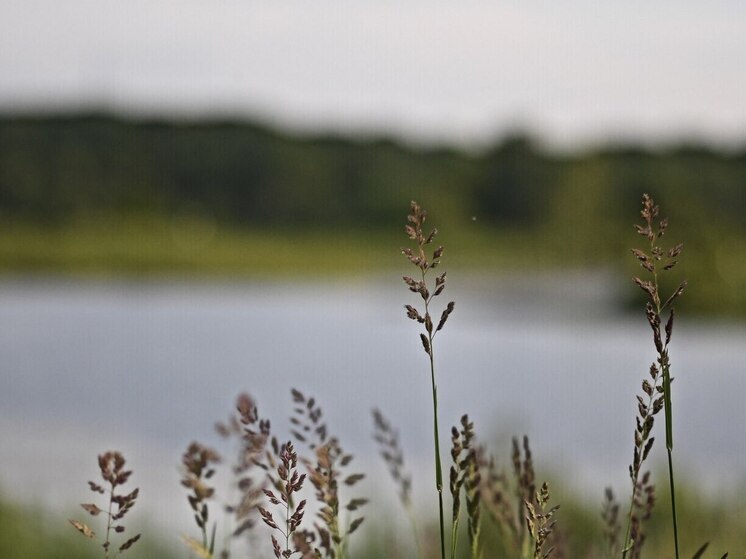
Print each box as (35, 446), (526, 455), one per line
(2, 215), (745, 317)
(0, 497), (177, 559)
(0, 216), (398, 279)
(3, 480), (743, 559)
(0, 216), (570, 278)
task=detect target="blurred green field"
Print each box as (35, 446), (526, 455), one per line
(4, 480), (744, 559)
(0, 497), (176, 559)
(0, 215), (581, 277)
(1, 213), (744, 318)
(0, 216), (398, 279)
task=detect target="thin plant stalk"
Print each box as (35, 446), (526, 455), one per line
(621, 484), (638, 559)
(647, 214), (680, 559)
(425, 289), (448, 559)
(450, 509), (460, 559)
(104, 483), (115, 559)
(645, 211), (681, 559)
(623, 194), (685, 559)
(402, 201), (455, 559)
(667, 447), (680, 559)
(471, 533), (481, 559)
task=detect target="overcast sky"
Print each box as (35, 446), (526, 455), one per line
(2, 0), (745, 148)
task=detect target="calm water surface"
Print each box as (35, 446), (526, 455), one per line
(1, 276), (744, 532)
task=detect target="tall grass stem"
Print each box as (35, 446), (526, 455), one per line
(667, 448), (680, 559)
(427, 328), (447, 559)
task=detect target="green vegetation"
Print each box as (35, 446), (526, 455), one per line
(0, 496), (176, 559)
(4, 482), (744, 559)
(0, 497), (96, 559)
(0, 216), (400, 278)
(1, 113), (745, 315)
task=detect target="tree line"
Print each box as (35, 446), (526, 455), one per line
(1, 113), (743, 237)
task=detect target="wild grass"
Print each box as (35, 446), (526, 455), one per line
(624, 194), (688, 558)
(62, 196), (734, 558)
(0, 495), (180, 559)
(401, 199), (454, 559)
(69, 451), (141, 558)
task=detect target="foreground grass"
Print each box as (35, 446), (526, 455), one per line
(0, 498), (94, 559)
(361, 482), (746, 559)
(4, 482), (743, 559)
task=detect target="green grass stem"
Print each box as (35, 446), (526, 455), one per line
(426, 317), (447, 559)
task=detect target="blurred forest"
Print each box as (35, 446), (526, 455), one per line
(0, 113), (744, 314)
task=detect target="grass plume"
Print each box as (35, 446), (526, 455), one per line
(215, 392), (274, 554)
(402, 200), (455, 559)
(69, 451), (141, 558)
(625, 193), (687, 559)
(257, 441), (308, 558)
(181, 442), (221, 557)
(291, 389), (367, 559)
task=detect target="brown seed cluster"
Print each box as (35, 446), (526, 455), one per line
(289, 389), (367, 559)
(525, 481), (560, 559)
(292, 530), (321, 559)
(625, 194), (687, 557)
(69, 451), (141, 557)
(601, 487), (620, 557)
(513, 436), (537, 528)
(245, 389), (368, 559)
(258, 441), (309, 559)
(216, 392), (273, 540)
(449, 415), (482, 553)
(307, 440), (366, 557)
(479, 451), (520, 546)
(291, 388), (328, 450)
(476, 436), (563, 557)
(628, 361), (664, 497)
(181, 441), (221, 552)
(627, 471), (655, 559)
(468, 435), (564, 558)
(631, 194), (686, 337)
(402, 200), (455, 357)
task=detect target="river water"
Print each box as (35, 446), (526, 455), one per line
(1, 274), (744, 536)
